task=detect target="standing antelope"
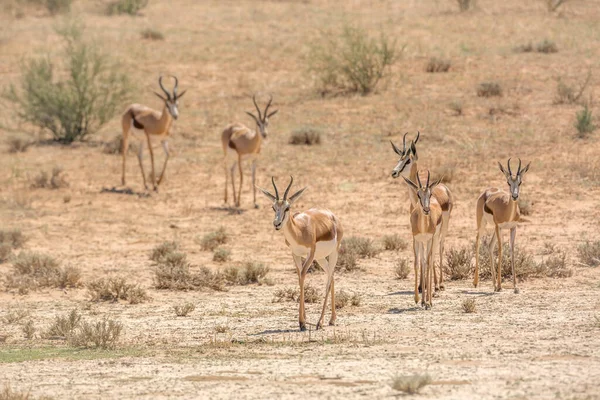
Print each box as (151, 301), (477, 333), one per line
(257, 176), (343, 331)
(402, 171), (443, 309)
(474, 158), (530, 293)
(390, 131), (454, 292)
(121, 76), (186, 192)
(222, 94), (278, 208)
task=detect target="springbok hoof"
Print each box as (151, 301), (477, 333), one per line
(299, 323), (307, 332)
(439, 284), (446, 291)
(254, 204), (259, 209)
(414, 295), (420, 304)
(425, 303), (431, 310)
(418, 285), (422, 293)
(495, 287), (502, 292)
(514, 288), (520, 294)
(329, 320), (336, 326)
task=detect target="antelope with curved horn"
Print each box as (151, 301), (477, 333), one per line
(390, 131), (454, 293)
(222, 94), (278, 208)
(121, 75), (186, 191)
(257, 176), (344, 331)
(402, 171), (443, 309)
(473, 158), (531, 293)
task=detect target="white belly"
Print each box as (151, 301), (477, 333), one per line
(290, 238), (337, 259)
(414, 233), (433, 244)
(499, 222), (518, 230)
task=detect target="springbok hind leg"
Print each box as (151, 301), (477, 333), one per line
(510, 227), (519, 294)
(315, 258), (334, 330)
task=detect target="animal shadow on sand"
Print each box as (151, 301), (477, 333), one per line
(251, 328), (299, 336)
(388, 306), (421, 314)
(101, 186), (150, 198)
(208, 206), (246, 215)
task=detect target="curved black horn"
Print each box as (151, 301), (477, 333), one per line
(158, 76), (171, 100)
(271, 176), (279, 200)
(252, 94), (262, 121)
(507, 158), (513, 177)
(414, 131), (420, 144)
(517, 158), (522, 175)
(402, 132), (408, 152)
(171, 75), (179, 98)
(416, 171), (423, 188)
(426, 170), (430, 188)
(263, 94), (273, 121)
(283, 176), (294, 201)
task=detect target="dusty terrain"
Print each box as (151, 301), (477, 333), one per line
(1, 0), (600, 398)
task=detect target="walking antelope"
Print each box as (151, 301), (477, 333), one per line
(402, 171), (443, 309)
(390, 131), (454, 292)
(222, 94), (278, 208)
(121, 76), (186, 191)
(257, 176), (343, 331)
(474, 158), (530, 293)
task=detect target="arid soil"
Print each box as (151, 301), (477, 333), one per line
(1, 0), (599, 399)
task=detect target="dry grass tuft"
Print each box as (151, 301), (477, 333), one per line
(540, 251), (573, 278)
(200, 227), (229, 251)
(31, 167), (68, 189)
(289, 126), (322, 145)
(335, 289), (350, 309)
(150, 241), (179, 263)
(335, 236), (381, 272)
(514, 42), (534, 53)
(2, 308), (30, 324)
(173, 302), (195, 317)
(44, 309), (82, 339)
(395, 257), (411, 280)
(141, 28), (165, 41)
(462, 298), (476, 313)
(536, 39), (558, 54)
(70, 318), (123, 350)
(449, 101), (463, 116)
(391, 374), (432, 394)
(107, 0), (148, 15)
(578, 241), (600, 267)
(214, 325), (229, 334)
(273, 284), (321, 304)
(351, 292), (362, 306)
(0, 383), (32, 400)
(382, 234), (408, 251)
(518, 198), (533, 216)
(0, 229), (26, 263)
(575, 105), (595, 139)
(5, 252), (82, 292)
(154, 251), (225, 291)
(224, 262), (270, 285)
(444, 247), (472, 280)
(87, 277), (149, 304)
(212, 248), (231, 263)
(554, 71), (591, 105)
(22, 320), (36, 340)
(103, 134), (137, 155)
(426, 57), (450, 73)
(7, 137), (33, 153)
(477, 82), (502, 97)
(303, 283), (321, 303)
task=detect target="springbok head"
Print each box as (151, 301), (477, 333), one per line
(391, 131), (420, 179)
(402, 170), (441, 216)
(246, 94), (279, 138)
(498, 158), (530, 201)
(257, 176), (306, 230)
(154, 75), (187, 120)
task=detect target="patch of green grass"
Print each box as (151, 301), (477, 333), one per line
(0, 346), (146, 364)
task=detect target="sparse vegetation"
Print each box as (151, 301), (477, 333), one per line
(462, 298), (476, 313)
(289, 126), (322, 145)
(153, 251), (225, 291)
(309, 25), (398, 95)
(212, 248), (231, 263)
(6, 21), (129, 143)
(70, 318), (123, 349)
(514, 42), (533, 53)
(391, 374), (432, 394)
(536, 39), (558, 54)
(214, 325), (229, 334)
(5, 252), (82, 292)
(477, 82), (502, 97)
(141, 28), (165, 41)
(395, 258), (411, 280)
(224, 262), (270, 285)
(518, 198), (533, 216)
(575, 105), (595, 138)
(44, 309), (82, 339)
(351, 292), (362, 306)
(273, 284), (321, 304)
(3, 308), (30, 324)
(46, 0), (71, 14)
(22, 320), (36, 340)
(200, 227), (229, 251)
(554, 71), (591, 105)
(303, 283), (321, 303)
(0, 383), (32, 400)
(545, 0), (569, 12)
(449, 101), (463, 116)
(31, 167), (68, 189)
(87, 277), (149, 304)
(426, 57), (450, 73)
(382, 234), (408, 251)
(107, 0), (148, 15)
(0, 229), (26, 263)
(578, 241), (600, 267)
(7, 137), (33, 153)
(150, 241), (179, 264)
(335, 289), (350, 309)
(103, 134), (136, 155)
(336, 237), (380, 272)
(173, 302), (195, 317)
(444, 247), (472, 280)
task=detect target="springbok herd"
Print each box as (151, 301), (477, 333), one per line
(121, 75), (531, 331)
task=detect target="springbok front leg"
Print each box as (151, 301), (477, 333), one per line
(230, 161), (237, 207)
(157, 140), (170, 185)
(328, 250), (339, 326)
(424, 239), (433, 309)
(236, 154), (243, 207)
(136, 139), (148, 190)
(315, 257), (334, 330)
(413, 239), (420, 304)
(495, 225), (503, 292)
(251, 159), (258, 208)
(145, 134), (157, 191)
(474, 229), (481, 288)
(510, 227), (518, 294)
(297, 250), (315, 331)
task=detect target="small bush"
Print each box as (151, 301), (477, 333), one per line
(343, 237), (379, 258)
(308, 25), (398, 95)
(391, 374), (432, 394)
(7, 137), (33, 153)
(44, 309), (82, 339)
(31, 167), (68, 189)
(426, 57), (450, 73)
(154, 252), (225, 291)
(173, 302), (195, 317)
(554, 72), (591, 105)
(444, 247), (472, 280)
(476, 242), (543, 280)
(575, 105), (595, 138)
(456, 0), (474, 11)
(536, 39), (558, 54)
(150, 241), (179, 264)
(289, 126), (322, 145)
(0, 383), (31, 400)
(541, 251), (573, 278)
(3, 308), (30, 324)
(303, 283), (321, 303)
(335, 289), (350, 309)
(518, 198), (533, 216)
(214, 325), (229, 334)
(395, 258), (411, 280)
(462, 298), (476, 313)
(46, 0), (72, 14)
(107, 0), (148, 15)
(272, 287), (299, 303)
(200, 227), (228, 251)
(6, 252), (82, 291)
(0, 244), (12, 263)
(224, 262), (269, 285)
(70, 318), (123, 349)
(103, 134), (136, 155)
(449, 101), (463, 116)
(336, 246), (360, 272)
(87, 277), (149, 304)
(351, 292), (362, 306)
(514, 42), (533, 53)
(22, 320), (36, 340)
(213, 248), (231, 263)
(477, 82), (502, 97)
(0, 229), (26, 262)
(578, 241), (600, 267)
(141, 28), (164, 41)
(382, 234), (408, 251)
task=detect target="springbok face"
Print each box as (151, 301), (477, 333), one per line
(257, 176), (306, 230)
(402, 171), (441, 216)
(391, 131), (420, 179)
(154, 75), (187, 121)
(246, 94), (278, 139)
(498, 158), (530, 201)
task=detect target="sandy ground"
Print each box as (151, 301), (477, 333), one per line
(1, 0), (600, 398)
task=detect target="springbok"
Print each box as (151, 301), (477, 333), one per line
(402, 171), (443, 309)
(121, 75), (186, 191)
(257, 176), (343, 331)
(222, 94), (278, 208)
(473, 158), (530, 293)
(391, 131), (454, 292)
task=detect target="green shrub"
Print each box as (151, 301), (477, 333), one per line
(289, 126), (322, 145)
(575, 105), (595, 138)
(213, 248), (231, 263)
(200, 227), (228, 251)
(382, 234), (408, 251)
(224, 262), (269, 285)
(6, 22), (129, 143)
(477, 82), (502, 97)
(444, 247), (472, 280)
(395, 257), (411, 279)
(5, 251), (82, 292)
(308, 25), (398, 95)
(87, 277), (149, 304)
(426, 57), (450, 73)
(536, 39), (558, 53)
(107, 0), (148, 15)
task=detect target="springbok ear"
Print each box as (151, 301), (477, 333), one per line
(175, 89), (187, 100)
(246, 112), (260, 124)
(410, 141), (418, 159)
(390, 141), (403, 156)
(288, 187), (307, 204)
(430, 177), (443, 189)
(256, 186), (276, 202)
(520, 162), (531, 176)
(401, 176), (419, 191)
(267, 109), (279, 118)
(498, 162), (509, 177)
(154, 92), (167, 102)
